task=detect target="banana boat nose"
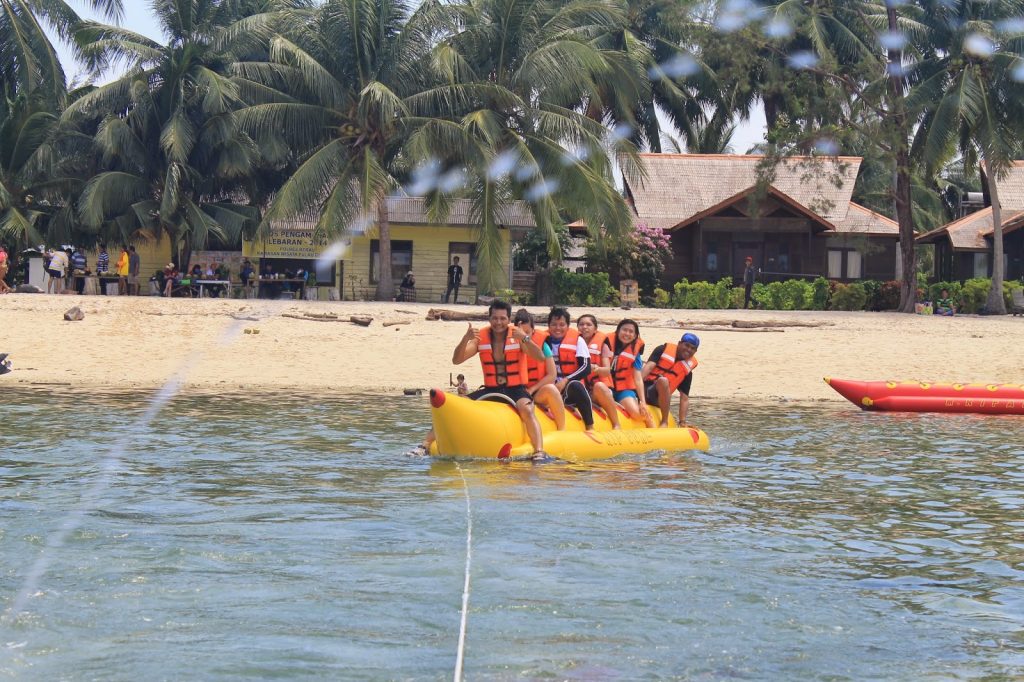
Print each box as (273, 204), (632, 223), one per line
(429, 387), (527, 458)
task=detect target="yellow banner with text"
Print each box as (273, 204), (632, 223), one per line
(243, 227), (328, 259)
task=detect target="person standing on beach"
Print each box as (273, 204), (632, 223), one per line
(70, 246), (87, 294)
(0, 244), (11, 294)
(116, 246), (130, 294)
(742, 256), (757, 309)
(444, 256), (463, 303)
(128, 246), (141, 296)
(47, 248), (69, 294)
(96, 244), (110, 274)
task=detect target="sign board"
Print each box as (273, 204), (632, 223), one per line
(619, 279), (639, 306)
(243, 226), (328, 260)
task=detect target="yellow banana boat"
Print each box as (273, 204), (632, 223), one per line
(427, 388), (710, 462)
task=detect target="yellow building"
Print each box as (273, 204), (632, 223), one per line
(243, 197), (536, 301)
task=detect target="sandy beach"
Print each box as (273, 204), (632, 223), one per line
(1, 293), (1020, 403)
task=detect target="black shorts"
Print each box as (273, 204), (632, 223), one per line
(468, 385), (532, 404)
(644, 374), (692, 403)
(47, 269), (63, 279)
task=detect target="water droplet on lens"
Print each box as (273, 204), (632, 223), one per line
(878, 30), (907, 50)
(762, 18), (793, 39)
(787, 51), (819, 70)
(814, 138), (840, 155)
(963, 33), (995, 57)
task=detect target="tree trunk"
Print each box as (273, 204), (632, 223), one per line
(984, 156), (1007, 314)
(373, 200), (394, 301)
(887, 6), (917, 313)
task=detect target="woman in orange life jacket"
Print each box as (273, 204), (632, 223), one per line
(641, 332), (699, 427)
(595, 319), (654, 428)
(411, 300), (548, 458)
(513, 309), (565, 429)
(576, 314), (623, 429)
(542, 307), (595, 430)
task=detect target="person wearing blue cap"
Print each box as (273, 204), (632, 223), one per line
(641, 332), (700, 426)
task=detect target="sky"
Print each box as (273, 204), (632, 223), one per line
(54, 2), (768, 153)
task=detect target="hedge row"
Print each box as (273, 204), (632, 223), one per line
(544, 269), (1024, 312)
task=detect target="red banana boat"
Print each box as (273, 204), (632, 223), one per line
(825, 377), (1024, 414)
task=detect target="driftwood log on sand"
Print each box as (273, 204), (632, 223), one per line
(281, 312), (373, 326)
(426, 308), (489, 321)
(383, 320), (412, 327)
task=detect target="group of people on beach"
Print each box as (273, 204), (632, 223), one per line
(414, 300), (700, 458)
(31, 244), (140, 295)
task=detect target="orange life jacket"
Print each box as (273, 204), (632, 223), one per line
(610, 337), (645, 392)
(582, 331), (610, 388)
(478, 326), (527, 388)
(522, 330), (548, 387)
(646, 343), (698, 393)
(543, 328), (583, 378)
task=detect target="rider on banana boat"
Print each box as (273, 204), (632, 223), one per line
(542, 307), (595, 431)
(576, 314), (622, 429)
(412, 300), (548, 457)
(641, 332), (699, 427)
(595, 319), (654, 428)
(513, 308), (565, 428)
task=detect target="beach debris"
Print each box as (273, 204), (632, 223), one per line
(426, 308), (489, 321)
(403, 388), (423, 395)
(383, 320), (411, 327)
(243, 328), (261, 334)
(232, 315), (260, 321)
(350, 315), (373, 326)
(63, 306), (85, 321)
(14, 284), (42, 293)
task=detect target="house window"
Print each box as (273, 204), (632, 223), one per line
(706, 243), (718, 272)
(973, 252), (988, 278)
(828, 249), (861, 279)
(828, 250), (843, 278)
(847, 250), (862, 279)
(776, 243), (790, 273)
(448, 242), (478, 285)
(370, 240), (412, 283)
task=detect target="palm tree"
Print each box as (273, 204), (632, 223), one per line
(910, 0), (1024, 314)
(411, 0), (641, 293)
(0, 93), (57, 248)
(0, 0), (123, 102)
(61, 0), (300, 266)
(236, 0), (453, 300)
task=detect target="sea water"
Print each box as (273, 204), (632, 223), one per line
(1, 389), (1022, 679)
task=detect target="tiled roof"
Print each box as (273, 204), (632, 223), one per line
(994, 161), (1024, 212)
(625, 153), (863, 230)
(917, 207), (1024, 250)
(916, 208), (995, 250)
(915, 162), (1024, 250)
(833, 202), (900, 236)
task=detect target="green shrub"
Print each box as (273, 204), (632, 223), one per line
(810, 277), (831, 310)
(494, 288), (534, 305)
(959, 278), (989, 313)
(552, 269), (615, 306)
(860, 280), (881, 309)
(713, 277), (735, 309)
(873, 280), (901, 310)
(830, 282), (868, 310)
(652, 287), (671, 308)
(671, 279), (718, 309)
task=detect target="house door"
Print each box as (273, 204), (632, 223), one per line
(734, 243), (762, 276)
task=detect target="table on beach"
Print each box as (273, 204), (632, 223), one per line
(194, 279), (232, 298)
(258, 278), (308, 299)
(71, 273), (121, 295)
